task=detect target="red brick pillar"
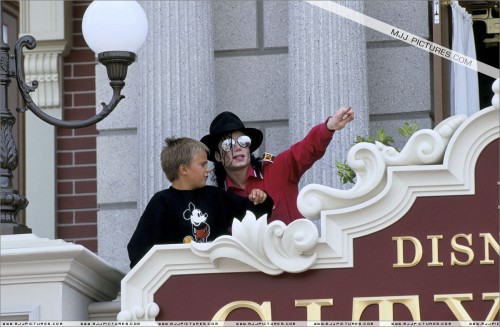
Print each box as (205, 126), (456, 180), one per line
(57, 1), (98, 252)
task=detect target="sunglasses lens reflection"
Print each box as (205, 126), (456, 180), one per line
(238, 136), (251, 148)
(221, 139), (234, 152)
(221, 135), (252, 152)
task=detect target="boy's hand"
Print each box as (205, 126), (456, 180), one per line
(248, 189), (267, 205)
(327, 106), (354, 131)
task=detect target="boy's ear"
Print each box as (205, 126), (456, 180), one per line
(179, 164), (189, 175)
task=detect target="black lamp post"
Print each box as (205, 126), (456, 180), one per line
(0, 0), (148, 234)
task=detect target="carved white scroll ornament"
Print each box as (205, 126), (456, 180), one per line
(191, 212), (319, 275)
(298, 114), (467, 219)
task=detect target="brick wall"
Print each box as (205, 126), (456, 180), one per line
(57, 1), (98, 252)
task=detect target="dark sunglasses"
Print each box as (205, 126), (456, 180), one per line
(221, 135), (252, 152)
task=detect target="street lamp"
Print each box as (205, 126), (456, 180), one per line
(0, 1), (148, 234)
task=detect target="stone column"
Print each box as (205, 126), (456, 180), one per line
(96, 0), (215, 271)
(288, 0), (369, 190)
(138, 0), (215, 211)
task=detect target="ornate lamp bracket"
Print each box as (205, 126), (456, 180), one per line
(13, 35), (134, 128)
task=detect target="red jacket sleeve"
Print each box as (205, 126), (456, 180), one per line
(273, 120), (335, 184)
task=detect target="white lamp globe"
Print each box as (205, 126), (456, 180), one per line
(82, 0), (148, 55)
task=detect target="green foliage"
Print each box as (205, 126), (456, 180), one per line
(354, 128), (394, 146)
(336, 121), (420, 185)
(398, 121), (419, 138)
(375, 128), (395, 146)
(354, 135), (373, 144)
(335, 161), (357, 185)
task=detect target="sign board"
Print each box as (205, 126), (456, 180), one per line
(153, 140), (498, 321)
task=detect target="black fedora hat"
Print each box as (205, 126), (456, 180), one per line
(201, 111), (263, 161)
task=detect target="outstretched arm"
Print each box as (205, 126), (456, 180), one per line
(279, 106), (355, 183)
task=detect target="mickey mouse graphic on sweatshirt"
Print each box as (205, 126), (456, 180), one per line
(127, 185), (273, 268)
(183, 202), (210, 242)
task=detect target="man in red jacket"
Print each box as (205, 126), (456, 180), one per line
(201, 107), (354, 224)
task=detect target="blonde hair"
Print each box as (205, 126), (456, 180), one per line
(160, 137), (209, 182)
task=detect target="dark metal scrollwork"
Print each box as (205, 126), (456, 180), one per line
(12, 36), (135, 129)
(0, 29), (135, 229)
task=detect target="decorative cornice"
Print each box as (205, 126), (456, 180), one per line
(23, 51), (61, 108)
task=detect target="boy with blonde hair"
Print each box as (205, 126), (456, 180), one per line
(127, 137), (273, 268)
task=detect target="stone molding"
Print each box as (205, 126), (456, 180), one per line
(23, 50), (62, 108)
(1, 234), (124, 302)
(0, 305), (39, 321)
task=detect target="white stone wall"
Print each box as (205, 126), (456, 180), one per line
(214, 0), (291, 156)
(364, 0), (433, 150)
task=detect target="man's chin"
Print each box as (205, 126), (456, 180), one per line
(227, 162), (250, 170)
